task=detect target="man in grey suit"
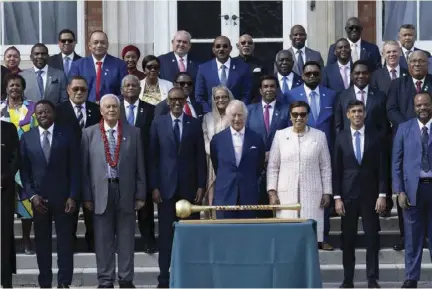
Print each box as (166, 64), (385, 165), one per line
(20, 43), (68, 104)
(81, 94), (146, 288)
(288, 25), (324, 75)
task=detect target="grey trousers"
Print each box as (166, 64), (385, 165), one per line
(94, 182), (136, 286)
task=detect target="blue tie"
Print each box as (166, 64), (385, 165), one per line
(421, 127), (431, 172)
(36, 70), (44, 97)
(282, 76), (289, 95)
(220, 65), (227, 85)
(309, 91), (319, 121)
(64, 56), (70, 75)
(173, 119), (181, 149)
(127, 104), (135, 125)
(354, 131), (362, 164)
(108, 129), (118, 177)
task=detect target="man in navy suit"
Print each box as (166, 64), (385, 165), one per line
(273, 50), (303, 104)
(211, 100), (265, 219)
(246, 75), (290, 217)
(158, 30), (199, 83)
(47, 29), (82, 76)
(195, 36), (252, 112)
(69, 30), (127, 103)
(392, 93), (432, 288)
(149, 87), (206, 288)
(327, 17), (381, 72)
(20, 100), (79, 288)
(397, 24), (431, 70)
(322, 38), (352, 94)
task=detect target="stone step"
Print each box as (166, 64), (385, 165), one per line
(323, 281), (432, 288)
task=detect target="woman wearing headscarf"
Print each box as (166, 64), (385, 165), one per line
(139, 55), (173, 105)
(121, 45), (145, 80)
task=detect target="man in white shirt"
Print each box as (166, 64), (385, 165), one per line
(274, 50), (303, 104)
(47, 29), (83, 75)
(398, 24), (432, 70)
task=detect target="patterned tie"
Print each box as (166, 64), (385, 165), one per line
(76, 105), (84, 129)
(282, 76), (289, 94)
(354, 131), (362, 164)
(405, 50), (411, 62)
(220, 65), (227, 85)
(184, 102), (192, 116)
(96, 62), (103, 102)
(64, 56), (70, 75)
(297, 50), (304, 75)
(351, 44), (359, 62)
(421, 127), (431, 172)
(341, 66), (349, 89)
(178, 57), (186, 72)
(36, 70), (44, 97)
(309, 91), (319, 121)
(391, 69), (397, 80)
(127, 104), (135, 125)
(108, 129), (118, 178)
(416, 81), (423, 93)
(42, 130), (51, 162)
(264, 104), (271, 133)
(173, 119), (181, 149)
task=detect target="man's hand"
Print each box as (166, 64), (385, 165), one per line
(64, 198), (76, 214)
(31, 195), (48, 214)
(335, 198), (345, 216)
(135, 199), (145, 211)
(194, 188), (204, 204)
(397, 192), (410, 209)
(375, 196), (386, 214)
(152, 189), (162, 204)
(320, 194), (331, 208)
(268, 190), (280, 205)
(83, 201), (93, 212)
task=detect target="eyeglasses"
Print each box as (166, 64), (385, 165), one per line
(240, 41), (253, 45)
(169, 97), (186, 103)
(60, 39), (74, 44)
(214, 95), (229, 101)
(291, 112), (308, 119)
(304, 71), (320, 77)
(71, 87), (87, 92)
(347, 25), (362, 31)
(176, 81), (193, 87)
(145, 64), (160, 71)
(215, 44), (229, 49)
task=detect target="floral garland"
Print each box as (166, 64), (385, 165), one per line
(99, 119), (122, 167)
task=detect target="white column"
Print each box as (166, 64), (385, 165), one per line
(153, 0), (177, 56)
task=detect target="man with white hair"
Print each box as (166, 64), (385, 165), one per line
(81, 94), (147, 288)
(210, 100), (266, 219)
(158, 30), (199, 82)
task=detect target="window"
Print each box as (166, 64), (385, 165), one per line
(0, 1), (85, 60)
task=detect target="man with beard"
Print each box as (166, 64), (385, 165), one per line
(397, 24), (431, 70)
(273, 50), (303, 104)
(322, 38), (352, 94)
(392, 93), (432, 288)
(47, 29), (82, 75)
(195, 36), (252, 112)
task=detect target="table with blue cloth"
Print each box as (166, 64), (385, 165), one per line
(169, 219), (322, 288)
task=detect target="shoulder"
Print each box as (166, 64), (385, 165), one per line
(199, 60), (213, 69)
(362, 40), (379, 50)
(319, 86), (336, 97)
(139, 100), (155, 110)
(159, 78), (173, 87)
(328, 43), (336, 50)
(306, 47), (321, 55)
(399, 119), (416, 131)
(247, 102), (259, 111)
(48, 54), (60, 61)
(158, 52), (172, 61)
(86, 101), (100, 111)
(82, 123), (99, 136)
(310, 127), (326, 139)
(48, 66), (66, 76)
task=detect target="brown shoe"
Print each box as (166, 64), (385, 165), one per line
(319, 242), (334, 251)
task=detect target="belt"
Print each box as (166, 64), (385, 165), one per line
(420, 178), (432, 184)
(108, 178), (119, 183)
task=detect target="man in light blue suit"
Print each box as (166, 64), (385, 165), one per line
(69, 30), (127, 103)
(392, 92), (432, 289)
(195, 36), (252, 112)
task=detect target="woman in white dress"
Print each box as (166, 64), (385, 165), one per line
(266, 101), (332, 245)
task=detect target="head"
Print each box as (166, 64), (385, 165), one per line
(414, 93), (432, 124)
(259, 75), (278, 103)
(88, 30), (109, 60)
(174, 72), (193, 97)
(30, 43), (49, 69)
(100, 94), (120, 123)
(351, 60), (370, 90)
(121, 75), (141, 103)
(398, 24), (416, 51)
(346, 100), (366, 128)
(226, 100), (247, 131)
(289, 25), (307, 49)
(171, 30), (192, 57)
(275, 50), (294, 76)
(289, 101), (310, 131)
(334, 38), (351, 62)
(408, 50), (429, 79)
(67, 76), (88, 105)
(236, 34), (254, 57)
(4, 46), (21, 70)
(122, 45), (141, 70)
(382, 40), (401, 68)
(4, 74), (26, 101)
(35, 100), (56, 129)
(142, 55), (160, 80)
(345, 17), (363, 43)
(212, 85), (233, 112)
(212, 36), (232, 63)
(57, 29), (76, 55)
(302, 61), (321, 89)
(167, 87), (186, 118)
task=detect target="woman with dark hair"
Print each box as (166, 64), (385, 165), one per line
(266, 100), (332, 248)
(139, 55), (173, 105)
(3, 46), (22, 74)
(121, 45), (145, 80)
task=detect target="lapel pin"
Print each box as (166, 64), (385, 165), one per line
(402, 73), (406, 77)
(140, 108), (144, 113)
(104, 72), (108, 76)
(425, 86), (429, 91)
(105, 68), (109, 72)
(172, 59), (175, 62)
(122, 137), (126, 141)
(323, 93), (326, 96)
(275, 112), (279, 116)
(233, 65), (236, 70)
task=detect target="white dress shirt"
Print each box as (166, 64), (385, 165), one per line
(386, 65), (400, 79)
(70, 100), (87, 126)
(104, 121), (119, 177)
(262, 100), (276, 126)
(230, 126), (245, 167)
(174, 53), (188, 70)
(33, 65), (49, 92)
(348, 38), (362, 61)
(412, 77), (426, 89)
(278, 72), (294, 91)
(216, 58), (231, 82)
(62, 52), (75, 61)
(92, 54), (107, 71)
(401, 46), (415, 61)
(354, 85), (369, 106)
(338, 61), (351, 86)
(124, 99), (140, 126)
(291, 46), (306, 64)
(170, 113), (184, 139)
(185, 97), (197, 118)
(304, 85), (321, 116)
(39, 124), (54, 146)
(418, 119), (432, 177)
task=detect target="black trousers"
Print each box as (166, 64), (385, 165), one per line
(72, 203), (94, 251)
(341, 198), (380, 283)
(137, 189), (156, 244)
(1, 187), (16, 288)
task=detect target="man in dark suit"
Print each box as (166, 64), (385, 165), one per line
(246, 75), (290, 218)
(333, 100), (387, 289)
(158, 30), (199, 83)
(392, 93), (432, 288)
(149, 87), (207, 288)
(195, 36), (252, 112)
(20, 100), (80, 288)
(1, 120), (20, 288)
(155, 72), (203, 120)
(69, 30), (128, 103)
(322, 38), (352, 94)
(55, 75), (101, 252)
(397, 24), (431, 70)
(119, 74), (157, 254)
(327, 17), (381, 72)
(47, 29), (82, 76)
(273, 50), (303, 104)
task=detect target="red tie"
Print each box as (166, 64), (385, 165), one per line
(264, 104), (270, 133)
(184, 102), (192, 116)
(416, 81), (422, 93)
(96, 61), (103, 102)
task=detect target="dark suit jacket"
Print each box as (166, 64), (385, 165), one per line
(154, 97), (203, 121)
(233, 55), (268, 103)
(158, 52), (199, 83)
(322, 62), (352, 94)
(1, 121), (20, 189)
(47, 53), (82, 74)
(333, 127), (387, 201)
(149, 114), (207, 201)
(371, 66), (409, 94)
(327, 40), (382, 71)
(20, 125), (80, 205)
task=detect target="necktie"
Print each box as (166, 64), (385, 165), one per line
(354, 131), (362, 164)
(184, 102), (192, 116)
(36, 70), (44, 97)
(421, 127), (431, 172)
(220, 65), (227, 85)
(178, 57), (186, 72)
(282, 76), (289, 94)
(351, 44), (359, 62)
(416, 81), (423, 93)
(96, 61), (103, 102)
(108, 129), (118, 178)
(173, 119), (181, 149)
(127, 104), (135, 125)
(42, 130), (51, 162)
(359, 90), (365, 104)
(264, 104), (271, 133)
(391, 69), (397, 80)
(341, 66), (349, 89)
(309, 91), (319, 121)
(235, 132), (242, 167)
(405, 50), (411, 61)
(297, 50), (304, 75)
(64, 56), (70, 75)
(76, 105), (84, 129)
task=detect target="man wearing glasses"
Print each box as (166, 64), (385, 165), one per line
(48, 29), (82, 76)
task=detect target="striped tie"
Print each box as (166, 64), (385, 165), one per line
(108, 129), (118, 178)
(76, 105), (84, 129)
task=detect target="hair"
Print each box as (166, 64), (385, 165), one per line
(3, 73), (26, 90)
(383, 40), (400, 49)
(100, 94), (120, 106)
(31, 43), (48, 55)
(174, 72), (192, 82)
(414, 92), (432, 103)
(35, 99), (56, 111)
(69, 75), (88, 86)
(226, 100), (248, 120)
(121, 74), (140, 87)
(289, 101), (311, 114)
(167, 87), (185, 98)
(408, 50), (429, 63)
(346, 100), (365, 112)
(303, 60), (321, 71)
(259, 75), (278, 88)
(352, 60), (370, 72)
(400, 24), (416, 31)
(275, 49), (293, 61)
(142, 55), (160, 71)
(345, 17), (361, 25)
(335, 38), (349, 46)
(58, 29), (76, 41)
(89, 30), (108, 41)
(4, 46), (20, 57)
(172, 30), (192, 42)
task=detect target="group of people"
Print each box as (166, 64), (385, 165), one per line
(1, 16), (432, 289)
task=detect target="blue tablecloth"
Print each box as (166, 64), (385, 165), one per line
(169, 220), (322, 288)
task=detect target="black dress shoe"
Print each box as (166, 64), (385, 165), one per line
(423, 238), (429, 248)
(339, 282), (354, 288)
(401, 280), (417, 288)
(97, 285), (114, 288)
(157, 283), (169, 288)
(57, 285), (70, 288)
(368, 280), (381, 288)
(393, 240), (404, 251)
(119, 281), (135, 288)
(144, 243), (158, 254)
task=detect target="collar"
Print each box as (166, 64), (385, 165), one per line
(70, 100), (86, 110)
(62, 52), (75, 60)
(386, 65), (400, 74)
(33, 65), (48, 74)
(413, 77), (426, 87)
(124, 99), (140, 108)
(170, 113), (184, 122)
(401, 46), (415, 55)
(304, 85), (320, 97)
(104, 121), (118, 131)
(337, 61), (351, 69)
(174, 53), (188, 62)
(354, 85), (369, 95)
(417, 118), (432, 131)
(216, 58), (231, 70)
(350, 125), (365, 136)
(38, 123), (54, 136)
(278, 72), (294, 81)
(230, 126), (245, 135)
(92, 54), (107, 65)
(347, 38), (361, 47)
(262, 100), (276, 109)
(291, 46), (306, 56)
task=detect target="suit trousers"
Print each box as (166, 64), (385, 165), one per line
(257, 173), (273, 218)
(137, 189), (156, 244)
(1, 187), (16, 288)
(403, 182), (432, 281)
(341, 198), (380, 283)
(33, 200), (74, 287)
(72, 203), (94, 251)
(94, 182), (136, 286)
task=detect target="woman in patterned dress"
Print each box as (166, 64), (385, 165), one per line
(1, 73), (37, 254)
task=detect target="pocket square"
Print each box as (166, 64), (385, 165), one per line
(250, 146), (257, 149)
(253, 68), (261, 73)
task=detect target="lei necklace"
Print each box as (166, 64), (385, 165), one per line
(99, 119), (122, 167)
